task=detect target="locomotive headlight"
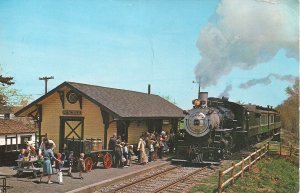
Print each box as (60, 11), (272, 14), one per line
(192, 99), (201, 107)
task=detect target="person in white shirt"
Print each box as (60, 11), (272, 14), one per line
(39, 137), (56, 156)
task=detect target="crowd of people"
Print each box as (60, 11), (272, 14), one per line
(108, 130), (173, 168)
(17, 137), (83, 184)
(16, 130), (174, 184)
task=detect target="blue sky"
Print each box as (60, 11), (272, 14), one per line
(0, 0), (298, 109)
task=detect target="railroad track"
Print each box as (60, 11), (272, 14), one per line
(156, 166), (216, 193)
(95, 164), (178, 193)
(99, 165), (216, 193)
(94, 140), (270, 193)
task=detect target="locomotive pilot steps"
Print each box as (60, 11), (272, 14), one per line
(172, 92), (281, 164)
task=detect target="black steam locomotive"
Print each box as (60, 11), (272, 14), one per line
(173, 92), (281, 164)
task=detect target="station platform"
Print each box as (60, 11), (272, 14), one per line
(0, 159), (170, 193)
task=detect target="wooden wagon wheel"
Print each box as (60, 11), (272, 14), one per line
(85, 157), (93, 172)
(103, 153), (112, 169)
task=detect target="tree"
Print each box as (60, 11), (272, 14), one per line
(276, 78), (299, 145)
(0, 75), (14, 85)
(0, 66), (30, 106)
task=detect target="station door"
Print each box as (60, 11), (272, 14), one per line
(59, 117), (84, 152)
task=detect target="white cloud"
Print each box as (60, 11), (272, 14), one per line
(195, 0), (299, 88)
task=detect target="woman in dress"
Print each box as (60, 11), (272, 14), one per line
(137, 137), (148, 165)
(39, 142), (60, 184)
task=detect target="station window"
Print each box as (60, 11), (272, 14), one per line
(5, 135), (17, 152)
(270, 115), (274, 124)
(260, 115), (268, 126)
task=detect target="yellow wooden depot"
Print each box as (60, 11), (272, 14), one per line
(15, 82), (184, 151)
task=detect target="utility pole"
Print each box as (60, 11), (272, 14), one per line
(39, 76), (54, 94)
(192, 80), (201, 99)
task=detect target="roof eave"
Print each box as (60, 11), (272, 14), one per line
(119, 116), (184, 120)
(15, 82), (69, 117)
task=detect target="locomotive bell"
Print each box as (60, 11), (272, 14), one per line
(199, 92), (208, 108)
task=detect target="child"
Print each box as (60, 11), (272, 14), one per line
(35, 155), (44, 168)
(127, 145), (135, 166)
(149, 140), (155, 162)
(18, 149), (26, 160)
(67, 151), (74, 177)
(78, 153), (85, 179)
(122, 143), (128, 167)
(26, 141), (36, 157)
(55, 153), (64, 184)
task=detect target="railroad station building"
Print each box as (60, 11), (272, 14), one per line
(15, 81), (184, 152)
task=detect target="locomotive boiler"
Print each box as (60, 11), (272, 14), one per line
(173, 92), (281, 164)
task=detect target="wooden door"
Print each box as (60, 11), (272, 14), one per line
(60, 117), (84, 152)
(117, 121), (128, 142)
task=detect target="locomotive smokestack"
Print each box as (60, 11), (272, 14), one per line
(148, 84), (151, 94)
(199, 92), (208, 108)
(198, 83), (201, 99)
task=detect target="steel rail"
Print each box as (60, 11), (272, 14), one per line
(112, 165), (179, 193)
(154, 167), (207, 193)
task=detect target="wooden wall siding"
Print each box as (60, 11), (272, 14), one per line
(82, 98), (103, 141)
(127, 121), (147, 144)
(42, 93), (62, 148)
(41, 88), (104, 150)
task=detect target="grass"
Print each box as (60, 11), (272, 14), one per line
(188, 156), (241, 193)
(189, 155), (299, 193)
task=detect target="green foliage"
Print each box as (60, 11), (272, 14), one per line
(224, 156), (299, 193)
(189, 156), (299, 193)
(0, 85), (31, 106)
(0, 75), (14, 85)
(0, 65), (31, 106)
(276, 78), (299, 146)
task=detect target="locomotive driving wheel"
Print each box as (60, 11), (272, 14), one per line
(103, 153), (112, 169)
(85, 157), (93, 172)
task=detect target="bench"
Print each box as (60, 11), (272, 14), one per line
(13, 167), (42, 178)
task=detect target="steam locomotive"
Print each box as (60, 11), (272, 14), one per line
(173, 92), (281, 164)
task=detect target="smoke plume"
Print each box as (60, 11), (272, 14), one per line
(218, 84), (232, 98)
(195, 0), (298, 88)
(239, 73), (298, 89)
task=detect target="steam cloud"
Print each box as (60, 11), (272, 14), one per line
(239, 73), (298, 89)
(218, 84), (232, 98)
(195, 0), (298, 88)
